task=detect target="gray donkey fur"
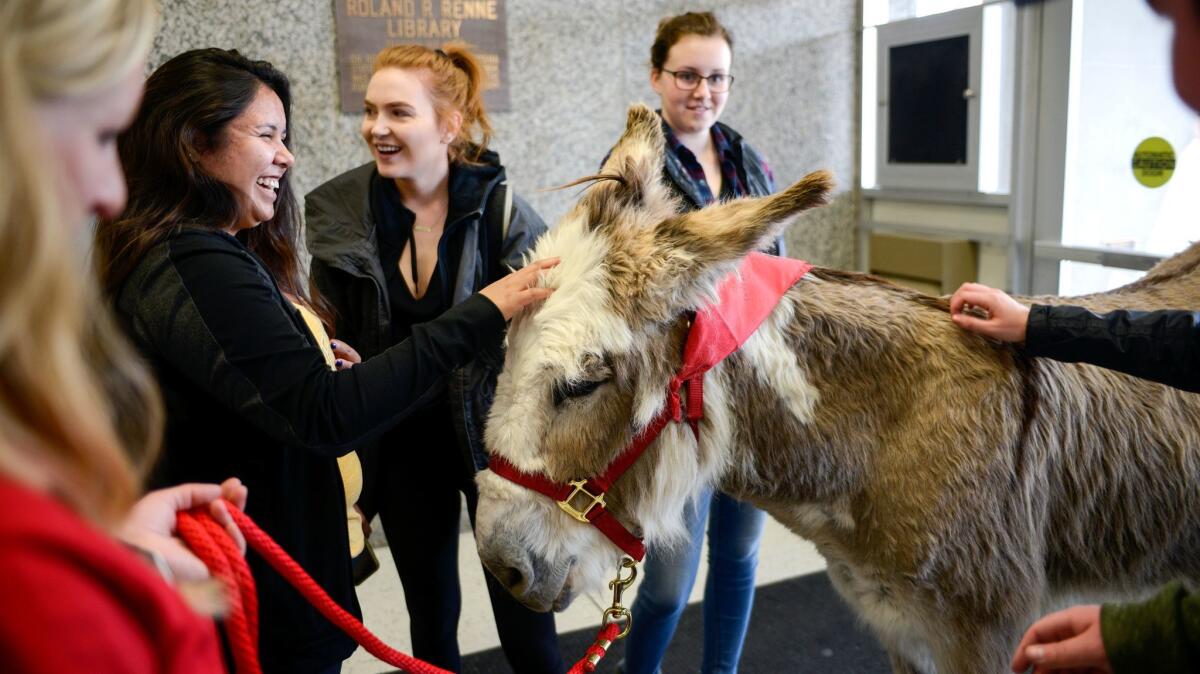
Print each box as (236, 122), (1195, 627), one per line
(473, 104), (1200, 674)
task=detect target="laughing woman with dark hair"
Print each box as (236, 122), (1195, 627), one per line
(94, 48), (555, 674)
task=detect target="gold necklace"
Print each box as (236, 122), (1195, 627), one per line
(413, 224), (435, 233)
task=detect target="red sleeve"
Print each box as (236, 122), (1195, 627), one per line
(0, 543), (163, 673)
(0, 484), (225, 674)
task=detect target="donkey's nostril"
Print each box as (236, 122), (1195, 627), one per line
(493, 564), (525, 592)
(479, 537), (538, 597)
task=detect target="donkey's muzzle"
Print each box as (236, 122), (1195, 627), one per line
(478, 530), (572, 612)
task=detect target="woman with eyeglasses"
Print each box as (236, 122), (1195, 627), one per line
(617, 11), (781, 674)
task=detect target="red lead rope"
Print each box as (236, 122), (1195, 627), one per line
(176, 502), (621, 674)
(567, 621), (621, 674)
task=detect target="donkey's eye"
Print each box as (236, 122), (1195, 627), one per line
(553, 378), (605, 407)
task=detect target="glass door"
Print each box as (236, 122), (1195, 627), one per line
(1033, 0), (1199, 295)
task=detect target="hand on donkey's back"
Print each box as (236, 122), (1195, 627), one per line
(950, 282), (1031, 343)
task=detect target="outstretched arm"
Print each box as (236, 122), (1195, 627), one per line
(128, 234), (554, 457)
(950, 282), (1200, 393)
(1010, 586), (1200, 674)
(1101, 582), (1200, 674)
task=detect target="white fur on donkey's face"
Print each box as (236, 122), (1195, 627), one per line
(476, 215), (635, 602)
(475, 212), (714, 605)
(483, 216), (632, 473)
(473, 105), (832, 610)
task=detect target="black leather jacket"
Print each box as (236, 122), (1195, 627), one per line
(1026, 304), (1200, 393)
(305, 151), (547, 471)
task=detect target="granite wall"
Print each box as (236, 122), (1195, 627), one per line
(152, 0), (860, 268)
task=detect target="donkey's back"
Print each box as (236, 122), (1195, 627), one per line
(756, 256), (1200, 673)
(1020, 244), (1200, 593)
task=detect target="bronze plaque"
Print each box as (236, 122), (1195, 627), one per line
(334, 0), (509, 113)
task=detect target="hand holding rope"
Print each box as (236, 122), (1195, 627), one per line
(176, 499), (633, 674)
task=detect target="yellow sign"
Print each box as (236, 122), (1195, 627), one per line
(1131, 136), (1176, 188)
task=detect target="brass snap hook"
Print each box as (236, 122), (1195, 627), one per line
(601, 606), (633, 639)
(609, 556), (637, 606)
(602, 557), (639, 640)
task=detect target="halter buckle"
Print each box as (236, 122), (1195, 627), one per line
(557, 479), (606, 523)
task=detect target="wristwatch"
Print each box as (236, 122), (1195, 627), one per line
(121, 540), (176, 584)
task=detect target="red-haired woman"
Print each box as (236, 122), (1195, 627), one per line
(305, 44), (562, 673)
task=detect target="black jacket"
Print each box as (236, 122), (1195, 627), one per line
(304, 152), (546, 471)
(1026, 304), (1200, 393)
(112, 228), (504, 672)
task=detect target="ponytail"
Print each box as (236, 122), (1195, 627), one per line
(441, 44), (492, 163)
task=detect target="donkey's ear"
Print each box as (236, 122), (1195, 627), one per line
(632, 170), (834, 317)
(576, 105), (680, 229)
(600, 104), (666, 188)
(665, 169), (833, 262)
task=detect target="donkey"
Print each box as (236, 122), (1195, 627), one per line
(473, 104), (1200, 673)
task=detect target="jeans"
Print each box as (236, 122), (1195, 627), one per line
(621, 489), (766, 674)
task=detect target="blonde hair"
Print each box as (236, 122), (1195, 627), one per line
(373, 43), (494, 164)
(0, 0), (163, 527)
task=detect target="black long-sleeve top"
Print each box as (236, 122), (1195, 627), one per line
(112, 228), (503, 672)
(1026, 304), (1200, 393)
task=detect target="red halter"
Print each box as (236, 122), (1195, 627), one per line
(489, 253), (812, 561)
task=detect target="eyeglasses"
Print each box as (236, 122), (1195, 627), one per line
(660, 69), (734, 93)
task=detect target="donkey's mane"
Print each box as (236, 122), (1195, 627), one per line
(807, 266), (952, 313)
(1013, 239), (1200, 311)
(1094, 239), (1200, 297)
(809, 237), (1200, 317)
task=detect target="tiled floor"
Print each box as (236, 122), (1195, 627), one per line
(344, 512), (827, 674)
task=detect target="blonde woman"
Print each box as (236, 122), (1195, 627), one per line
(0, 0), (245, 670)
